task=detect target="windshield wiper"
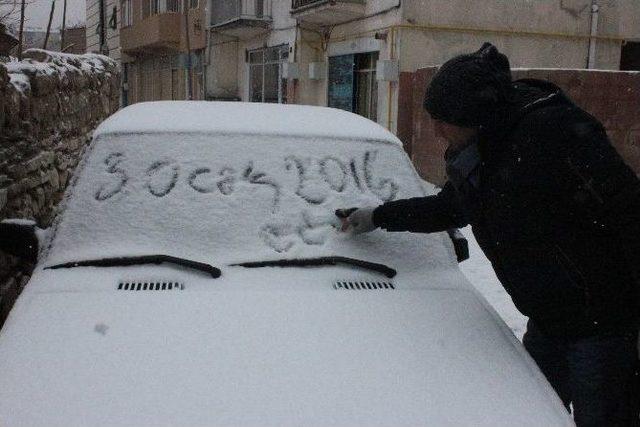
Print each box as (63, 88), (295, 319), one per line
(45, 254), (221, 278)
(231, 256), (396, 278)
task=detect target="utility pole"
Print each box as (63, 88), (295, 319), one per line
(60, 0), (67, 51)
(43, 0), (55, 50)
(17, 0), (25, 59)
(184, 0), (193, 100)
(98, 0), (106, 54)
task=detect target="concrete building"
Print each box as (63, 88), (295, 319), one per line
(87, 0), (124, 104)
(86, 0), (121, 60)
(205, 0), (640, 132)
(119, 0), (208, 104)
(108, 0), (640, 125)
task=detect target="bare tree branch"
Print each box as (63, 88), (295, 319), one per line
(43, 0), (55, 49)
(16, 0), (24, 59)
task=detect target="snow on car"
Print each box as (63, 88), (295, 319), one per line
(0, 102), (573, 426)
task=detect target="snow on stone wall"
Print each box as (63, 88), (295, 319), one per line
(0, 49), (120, 326)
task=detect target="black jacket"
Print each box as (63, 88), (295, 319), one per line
(374, 79), (640, 338)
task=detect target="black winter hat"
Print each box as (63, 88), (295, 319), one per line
(423, 42), (513, 128)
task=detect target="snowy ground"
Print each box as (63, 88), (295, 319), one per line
(458, 226), (528, 341)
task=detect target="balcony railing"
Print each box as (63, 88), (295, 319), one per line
(121, 11), (182, 54)
(211, 0), (271, 26)
(291, 0), (363, 11)
(290, 0), (364, 24)
(291, 0), (323, 9)
(142, 0), (182, 20)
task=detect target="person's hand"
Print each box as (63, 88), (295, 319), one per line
(335, 207), (377, 234)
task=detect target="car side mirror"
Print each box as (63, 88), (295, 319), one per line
(446, 228), (469, 263)
(0, 219), (42, 262)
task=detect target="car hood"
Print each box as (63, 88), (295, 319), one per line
(0, 270), (572, 426)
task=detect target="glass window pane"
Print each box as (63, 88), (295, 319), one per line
(354, 54), (367, 71)
(280, 76), (288, 104)
(263, 63), (279, 103)
(353, 52), (379, 121)
(280, 46), (289, 61)
(265, 47), (279, 62)
(355, 72), (370, 118)
(249, 50), (263, 64)
(328, 54), (355, 112)
(370, 72), (378, 122)
(250, 64), (263, 102)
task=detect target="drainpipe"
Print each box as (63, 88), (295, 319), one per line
(587, 0), (599, 69)
(386, 27), (395, 131)
(184, 0), (193, 100)
(99, 0), (106, 54)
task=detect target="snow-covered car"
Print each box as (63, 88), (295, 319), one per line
(0, 102), (572, 426)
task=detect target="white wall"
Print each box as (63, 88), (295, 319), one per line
(86, 0), (121, 61)
(398, 0), (640, 71)
(205, 0), (640, 132)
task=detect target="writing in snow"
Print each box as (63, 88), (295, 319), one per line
(92, 150), (401, 253)
(94, 150), (400, 209)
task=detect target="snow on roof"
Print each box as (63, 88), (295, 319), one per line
(95, 101), (402, 144)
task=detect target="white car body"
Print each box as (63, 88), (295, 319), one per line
(0, 102), (573, 426)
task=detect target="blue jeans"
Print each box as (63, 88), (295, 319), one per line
(523, 321), (640, 427)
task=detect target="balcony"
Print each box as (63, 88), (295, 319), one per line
(210, 0), (271, 39)
(121, 1), (183, 54)
(290, 0), (365, 25)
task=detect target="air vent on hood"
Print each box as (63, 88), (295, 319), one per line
(118, 281), (184, 291)
(334, 281), (395, 290)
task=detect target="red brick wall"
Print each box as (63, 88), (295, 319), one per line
(398, 68), (640, 186)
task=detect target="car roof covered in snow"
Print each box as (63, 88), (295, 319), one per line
(95, 101), (402, 144)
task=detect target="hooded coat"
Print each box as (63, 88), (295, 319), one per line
(374, 78), (640, 338)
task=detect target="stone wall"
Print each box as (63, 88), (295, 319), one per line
(0, 49), (119, 327)
(398, 68), (640, 186)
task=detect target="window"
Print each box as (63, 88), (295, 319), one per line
(121, 0), (132, 27)
(254, 0), (264, 17)
(620, 41), (640, 71)
(328, 51), (379, 122)
(122, 63), (129, 106)
(248, 45), (289, 104)
(192, 49), (205, 100)
(354, 52), (378, 122)
(143, 0), (181, 16)
(190, 0), (199, 9)
(141, 58), (155, 102)
(167, 0), (182, 12)
(141, 0), (150, 18)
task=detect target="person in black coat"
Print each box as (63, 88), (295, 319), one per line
(338, 43), (639, 427)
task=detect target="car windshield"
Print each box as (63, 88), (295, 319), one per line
(45, 132), (456, 275)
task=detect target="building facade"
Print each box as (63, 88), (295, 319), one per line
(100, 0), (640, 125)
(205, 0), (640, 132)
(86, 0), (121, 60)
(118, 0), (208, 104)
